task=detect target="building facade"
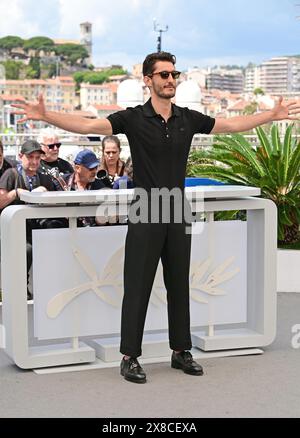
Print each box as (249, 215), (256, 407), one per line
(0, 77), (77, 111)
(258, 57), (300, 94)
(244, 65), (261, 93)
(206, 68), (245, 94)
(80, 82), (118, 109)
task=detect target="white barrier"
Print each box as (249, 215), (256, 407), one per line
(0, 186), (277, 369)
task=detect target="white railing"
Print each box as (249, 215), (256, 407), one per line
(1, 132), (300, 162)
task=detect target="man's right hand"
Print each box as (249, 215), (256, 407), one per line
(11, 92), (113, 135)
(11, 93), (46, 123)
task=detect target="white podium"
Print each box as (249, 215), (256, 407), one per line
(0, 186), (277, 369)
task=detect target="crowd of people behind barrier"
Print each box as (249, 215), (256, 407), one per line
(0, 130), (134, 299)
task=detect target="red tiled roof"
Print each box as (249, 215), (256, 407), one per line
(0, 94), (25, 101)
(57, 76), (74, 81)
(81, 83), (110, 89)
(105, 83), (118, 93)
(47, 77), (75, 85)
(0, 79), (22, 85)
(91, 104), (123, 110)
(24, 80), (46, 85)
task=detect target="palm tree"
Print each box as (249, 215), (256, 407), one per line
(187, 124), (300, 244)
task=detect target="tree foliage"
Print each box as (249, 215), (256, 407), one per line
(25, 57), (41, 78)
(54, 44), (88, 65)
(0, 35), (90, 70)
(253, 87), (265, 96)
(0, 59), (23, 79)
(0, 36), (24, 50)
(243, 102), (258, 115)
(47, 63), (58, 78)
(73, 68), (127, 86)
(23, 36), (54, 51)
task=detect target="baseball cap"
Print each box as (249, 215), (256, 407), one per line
(21, 139), (44, 155)
(74, 149), (99, 169)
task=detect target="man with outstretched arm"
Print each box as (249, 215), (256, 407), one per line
(13, 51), (300, 384)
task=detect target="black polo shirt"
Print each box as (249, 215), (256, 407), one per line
(39, 157), (74, 175)
(0, 157), (17, 179)
(107, 98), (215, 191)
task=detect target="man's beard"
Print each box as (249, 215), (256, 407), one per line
(154, 84), (176, 99)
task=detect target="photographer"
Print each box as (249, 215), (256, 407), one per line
(0, 139), (17, 179)
(64, 149), (107, 227)
(0, 140), (55, 299)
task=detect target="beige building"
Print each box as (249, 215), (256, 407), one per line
(80, 83), (116, 109)
(86, 103), (124, 119)
(0, 76), (77, 111)
(186, 68), (207, 88)
(132, 63), (143, 79)
(245, 57), (300, 94)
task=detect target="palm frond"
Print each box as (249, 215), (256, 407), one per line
(256, 126), (272, 158)
(271, 124), (282, 154)
(188, 125), (300, 244)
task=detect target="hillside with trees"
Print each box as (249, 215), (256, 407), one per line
(73, 68), (127, 88)
(0, 35), (89, 79)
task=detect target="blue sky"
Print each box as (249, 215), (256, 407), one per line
(0, 0), (299, 71)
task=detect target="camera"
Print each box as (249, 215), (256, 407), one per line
(96, 169), (113, 188)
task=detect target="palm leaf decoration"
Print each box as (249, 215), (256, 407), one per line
(187, 124), (300, 243)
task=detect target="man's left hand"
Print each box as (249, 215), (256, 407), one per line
(272, 96), (300, 121)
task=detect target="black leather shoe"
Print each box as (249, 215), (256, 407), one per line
(171, 351), (203, 376)
(120, 357), (147, 383)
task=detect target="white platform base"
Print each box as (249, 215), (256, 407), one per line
(33, 347), (263, 375)
(86, 333), (170, 362)
(28, 342), (96, 368)
(192, 328), (266, 350)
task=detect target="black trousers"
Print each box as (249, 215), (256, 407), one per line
(120, 218), (192, 358)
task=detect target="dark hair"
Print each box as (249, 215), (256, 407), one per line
(142, 52), (176, 77)
(0, 139), (3, 153)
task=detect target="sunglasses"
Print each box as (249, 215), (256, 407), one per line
(42, 142), (61, 149)
(148, 70), (181, 80)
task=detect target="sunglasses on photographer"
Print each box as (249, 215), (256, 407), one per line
(148, 70), (181, 80)
(42, 142), (62, 149)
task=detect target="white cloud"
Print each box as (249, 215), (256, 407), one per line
(0, 0), (40, 37)
(0, 0), (299, 71)
(57, 0), (108, 38)
(57, 0), (159, 38)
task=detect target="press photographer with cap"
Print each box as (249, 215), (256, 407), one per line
(65, 149), (105, 192)
(63, 149), (108, 227)
(0, 139), (55, 209)
(0, 139), (55, 299)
